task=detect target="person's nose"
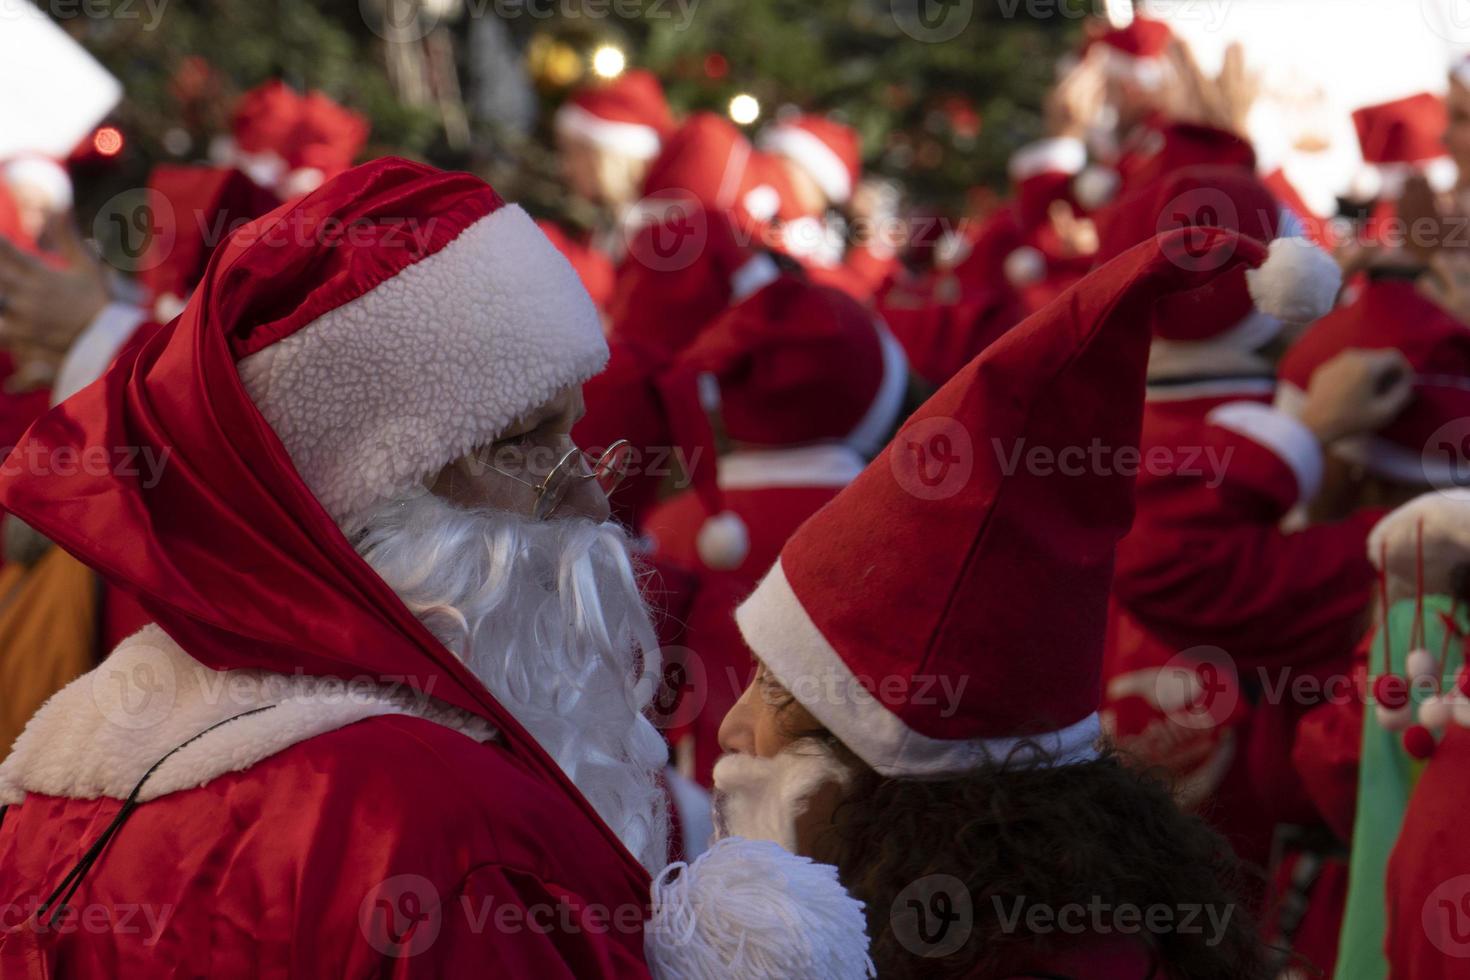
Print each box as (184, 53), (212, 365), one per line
(717, 685), (757, 756)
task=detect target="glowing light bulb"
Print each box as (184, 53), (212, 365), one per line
(591, 45), (626, 79)
(728, 93), (760, 125)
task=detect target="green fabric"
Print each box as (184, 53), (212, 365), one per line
(1335, 595), (1464, 980)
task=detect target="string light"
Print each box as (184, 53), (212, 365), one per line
(728, 93), (760, 125)
(591, 45), (626, 79)
(93, 126), (124, 157)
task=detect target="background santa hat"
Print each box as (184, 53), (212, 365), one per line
(1349, 92), (1455, 200)
(139, 164), (282, 323)
(758, 113), (861, 206)
(656, 275), (908, 570)
(1086, 15), (1173, 87)
(554, 68), (675, 160)
(1278, 282), (1470, 487)
(0, 154), (73, 214)
(211, 80), (368, 198)
(734, 225), (1333, 777)
(1095, 166), (1340, 354)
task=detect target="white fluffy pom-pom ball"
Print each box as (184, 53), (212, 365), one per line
(696, 511), (750, 571)
(1377, 701), (1415, 732)
(645, 836), (875, 980)
(1073, 164), (1121, 211)
(1245, 237), (1342, 324)
(1421, 694), (1453, 730)
(1407, 649), (1441, 685)
(1454, 697), (1470, 729)
(1003, 246), (1046, 288)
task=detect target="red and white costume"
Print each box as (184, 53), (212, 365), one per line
(644, 277), (907, 782)
(0, 159), (870, 978)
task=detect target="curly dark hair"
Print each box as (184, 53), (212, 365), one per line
(795, 745), (1271, 980)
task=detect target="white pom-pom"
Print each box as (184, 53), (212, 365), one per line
(697, 511), (750, 571)
(645, 836), (875, 980)
(1407, 649), (1440, 686)
(1245, 237), (1342, 324)
(1073, 164), (1121, 211)
(1003, 245), (1046, 288)
(1377, 701), (1414, 732)
(1421, 694), (1453, 730)
(1454, 697), (1470, 729)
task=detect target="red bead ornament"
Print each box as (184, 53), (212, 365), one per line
(1375, 673), (1410, 710)
(1404, 724), (1437, 759)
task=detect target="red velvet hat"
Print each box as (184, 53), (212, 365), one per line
(758, 114), (862, 205)
(555, 69), (675, 160)
(279, 91), (370, 196)
(734, 226), (1309, 777)
(656, 276), (908, 568)
(1088, 16), (1173, 85)
(1095, 167), (1340, 345)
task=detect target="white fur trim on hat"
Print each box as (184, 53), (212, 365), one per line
(1206, 400), (1324, 504)
(645, 836), (874, 980)
(554, 103), (663, 160)
(1008, 137), (1087, 183)
(238, 204), (609, 528)
(718, 444), (865, 491)
(760, 125), (852, 205)
(735, 559), (1103, 777)
(845, 320), (909, 459)
(1245, 237), (1342, 324)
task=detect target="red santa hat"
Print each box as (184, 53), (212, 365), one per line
(1350, 93), (1453, 199)
(555, 69), (675, 161)
(758, 114), (861, 206)
(278, 91), (370, 197)
(1095, 167), (1340, 349)
(734, 226), (1311, 777)
(1278, 280), (1470, 486)
(1088, 16), (1173, 86)
(138, 165), (282, 323)
(217, 81), (367, 198)
(657, 275), (908, 569)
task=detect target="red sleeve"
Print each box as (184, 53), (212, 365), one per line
(1292, 655), (1368, 843)
(387, 864), (651, 979)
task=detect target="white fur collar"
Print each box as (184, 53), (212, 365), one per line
(0, 625), (495, 806)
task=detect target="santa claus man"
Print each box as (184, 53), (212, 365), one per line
(0, 158), (868, 977)
(713, 226), (1280, 979)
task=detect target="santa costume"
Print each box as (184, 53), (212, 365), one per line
(642, 275), (907, 783)
(0, 159), (870, 978)
(721, 225), (1280, 978)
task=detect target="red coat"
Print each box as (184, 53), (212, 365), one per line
(644, 445), (862, 784)
(1386, 726), (1470, 979)
(0, 629), (652, 977)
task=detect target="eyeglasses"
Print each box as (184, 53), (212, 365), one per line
(483, 439), (632, 521)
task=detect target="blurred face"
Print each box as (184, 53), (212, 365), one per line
(1447, 80), (1470, 179)
(714, 660), (849, 854)
(780, 157), (830, 216)
(558, 133), (605, 204)
(428, 384), (611, 524)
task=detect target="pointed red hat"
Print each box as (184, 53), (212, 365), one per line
(1087, 16), (1173, 85)
(230, 80), (301, 156)
(555, 69), (675, 160)
(656, 275), (909, 568)
(280, 91), (370, 193)
(758, 114), (862, 205)
(735, 226), (1295, 776)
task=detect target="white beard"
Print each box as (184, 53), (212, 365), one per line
(711, 747), (853, 854)
(353, 491), (670, 873)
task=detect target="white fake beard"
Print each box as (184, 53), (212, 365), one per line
(353, 491), (670, 873)
(711, 746), (853, 854)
